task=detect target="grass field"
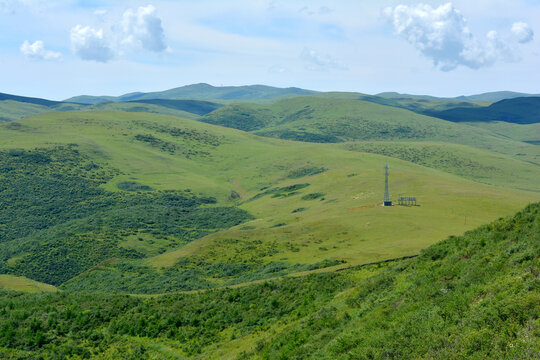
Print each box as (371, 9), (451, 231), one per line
(0, 275), (57, 293)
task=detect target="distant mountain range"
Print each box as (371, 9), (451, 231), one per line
(64, 83), (317, 104)
(1, 85), (539, 126)
(377, 91), (540, 102)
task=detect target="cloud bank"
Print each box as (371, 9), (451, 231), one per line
(20, 40), (62, 61)
(385, 3), (534, 71)
(70, 4), (167, 62)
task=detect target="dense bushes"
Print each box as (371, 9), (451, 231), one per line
(0, 272), (351, 358)
(0, 146), (253, 286)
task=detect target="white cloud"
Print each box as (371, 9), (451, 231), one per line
(120, 5), (166, 52)
(511, 22), (534, 44)
(70, 25), (114, 62)
(20, 40), (62, 60)
(301, 47), (346, 71)
(385, 3), (529, 71)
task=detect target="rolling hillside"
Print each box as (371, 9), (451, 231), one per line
(376, 90), (540, 101)
(0, 202), (537, 358)
(200, 96), (540, 165)
(0, 110), (538, 295)
(425, 97), (540, 124)
(0, 96), (223, 122)
(65, 83), (317, 104)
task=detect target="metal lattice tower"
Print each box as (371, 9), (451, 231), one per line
(383, 165), (392, 206)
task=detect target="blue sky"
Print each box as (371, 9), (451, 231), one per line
(1, 0), (539, 100)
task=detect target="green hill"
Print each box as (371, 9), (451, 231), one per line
(201, 96), (540, 164)
(376, 90), (540, 101)
(426, 97), (540, 125)
(125, 99), (222, 115)
(0, 92), (62, 107)
(0, 100), (52, 122)
(0, 110), (537, 295)
(357, 94), (488, 114)
(65, 83), (317, 104)
(0, 202), (537, 358)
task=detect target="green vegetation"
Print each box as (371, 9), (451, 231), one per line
(200, 96), (540, 165)
(425, 97), (540, 124)
(65, 83), (317, 103)
(301, 192), (325, 200)
(0, 275), (57, 293)
(0, 88), (539, 358)
(117, 181), (154, 191)
(0, 203), (537, 358)
(287, 166), (327, 179)
(0, 92), (61, 107)
(0, 100), (52, 122)
(249, 202), (540, 359)
(346, 141), (540, 191)
(0, 109), (537, 294)
(0, 145), (252, 286)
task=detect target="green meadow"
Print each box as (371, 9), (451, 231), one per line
(0, 109), (537, 293)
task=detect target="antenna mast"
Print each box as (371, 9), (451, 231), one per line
(383, 165), (392, 206)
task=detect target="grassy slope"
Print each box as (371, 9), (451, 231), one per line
(0, 98), (222, 122)
(201, 97), (540, 165)
(344, 141), (539, 192)
(0, 111), (538, 292)
(0, 202), (537, 359)
(247, 202), (540, 359)
(461, 121), (540, 143)
(0, 100), (51, 122)
(87, 102), (204, 119)
(0, 275), (57, 293)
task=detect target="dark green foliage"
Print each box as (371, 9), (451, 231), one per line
(201, 104), (276, 131)
(287, 166), (327, 179)
(0, 272), (350, 357)
(0, 146), (253, 286)
(256, 129), (342, 143)
(0, 145), (117, 243)
(292, 207), (307, 213)
(426, 97), (540, 124)
(62, 258), (345, 294)
(301, 192), (325, 200)
(132, 120), (222, 146)
(134, 133), (178, 154)
(117, 181), (154, 191)
(249, 183), (310, 201)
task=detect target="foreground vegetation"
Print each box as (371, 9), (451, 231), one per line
(0, 202), (537, 359)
